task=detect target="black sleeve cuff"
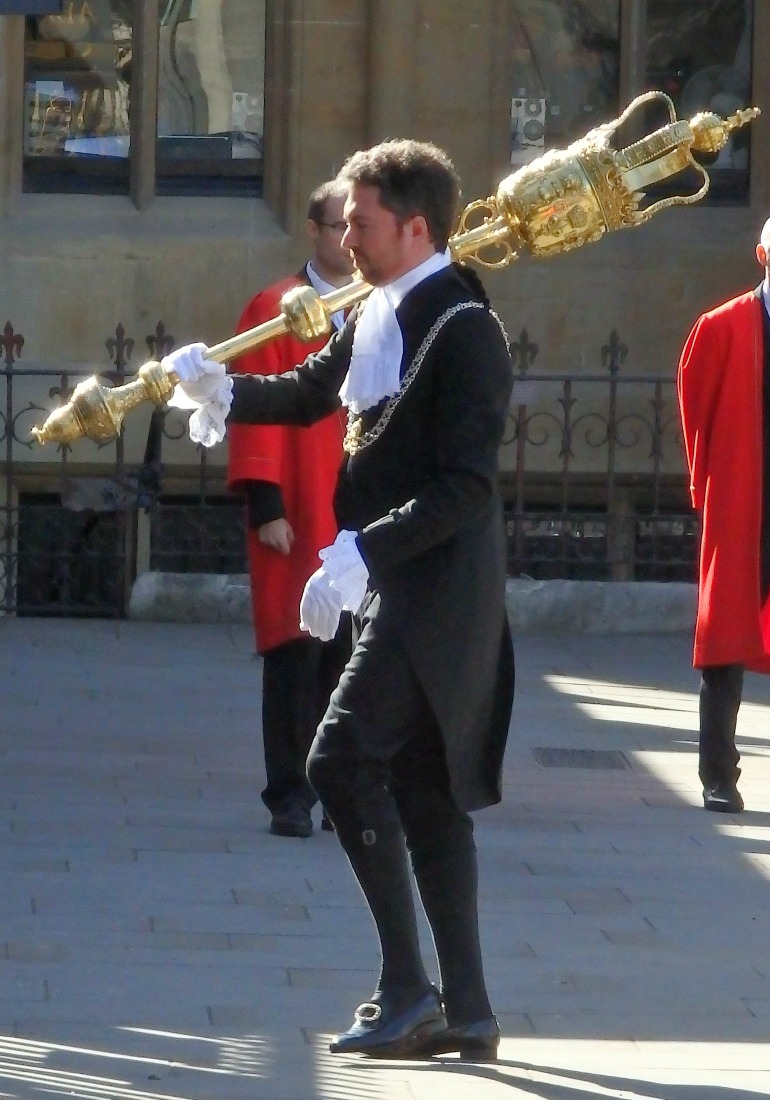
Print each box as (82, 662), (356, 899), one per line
(243, 481), (286, 529)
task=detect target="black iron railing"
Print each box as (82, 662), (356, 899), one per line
(0, 318), (698, 618)
(502, 327), (697, 583)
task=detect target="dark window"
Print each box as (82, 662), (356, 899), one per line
(155, 0), (264, 195)
(644, 0), (753, 205)
(22, 0), (265, 197)
(149, 496), (246, 574)
(509, 1), (754, 206)
(16, 491), (127, 617)
(510, 1), (621, 166)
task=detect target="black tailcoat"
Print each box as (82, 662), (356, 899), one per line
(229, 264), (515, 811)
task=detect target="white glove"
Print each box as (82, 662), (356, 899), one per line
(319, 529), (369, 613)
(298, 530), (369, 641)
(162, 342), (211, 383)
(163, 342), (234, 448)
(299, 568), (344, 641)
(163, 342), (226, 403)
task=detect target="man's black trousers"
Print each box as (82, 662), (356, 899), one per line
(261, 630), (349, 814)
(699, 663), (743, 788)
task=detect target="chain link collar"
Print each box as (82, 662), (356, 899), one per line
(343, 302), (510, 456)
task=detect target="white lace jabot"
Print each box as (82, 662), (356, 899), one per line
(338, 249), (451, 414)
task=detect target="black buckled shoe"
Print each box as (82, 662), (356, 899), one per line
(423, 1016), (500, 1062)
(703, 783), (744, 814)
(329, 988), (448, 1057)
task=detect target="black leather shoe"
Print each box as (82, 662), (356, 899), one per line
(269, 806), (313, 838)
(423, 1016), (500, 1061)
(703, 783), (744, 813)
(329, 988), (447, 1057)
(321, 812), (335, 832)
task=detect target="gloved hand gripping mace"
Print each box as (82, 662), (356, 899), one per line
(31, 91), (759, 446)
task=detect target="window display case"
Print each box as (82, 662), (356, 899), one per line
(508, 0), (754, 205)
(155, 0), (264, 186)
(510, 1), (621, 166)
(21, 0), (265, 195)
(23, 0), (132, 188)
(645, 0), (753, 203)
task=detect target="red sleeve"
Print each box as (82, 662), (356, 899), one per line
(677, 310), (726, 511)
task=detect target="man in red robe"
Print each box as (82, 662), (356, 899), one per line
(677, 216), (770, 814)
(227, 181), (354, 837)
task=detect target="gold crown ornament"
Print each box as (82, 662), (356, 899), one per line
(31, 91), (759, 447)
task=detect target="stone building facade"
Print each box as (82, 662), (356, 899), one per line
(0, 1), (768, 610)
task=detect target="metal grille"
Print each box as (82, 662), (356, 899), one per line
(504, 327), (697, 582)
(532, 748), (632, 770)
(0, 319), (245, 618)
(150, 497), (246, 574)
(16, 492), (127, 618)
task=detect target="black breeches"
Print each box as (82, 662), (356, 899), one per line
(306, 595), (465, 864)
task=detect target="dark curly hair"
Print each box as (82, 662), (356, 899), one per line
(337, 139), (461, 250)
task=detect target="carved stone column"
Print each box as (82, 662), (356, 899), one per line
(0, 15), (25, 215)
(263, 0), (368, 235)
(751, 0), (770, 211)
(366, 0), (417, 143)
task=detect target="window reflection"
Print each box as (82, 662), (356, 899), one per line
(510, 0), (620, 166)
(157, 0), (264, 169)
(22, 0), (265, 193)
(645, 0), (752, 201)
(24, 0), (132, 162)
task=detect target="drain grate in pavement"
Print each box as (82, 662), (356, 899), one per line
(532, 747), (632, 770)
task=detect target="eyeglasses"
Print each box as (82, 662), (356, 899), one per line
(316, 220), (347, 233)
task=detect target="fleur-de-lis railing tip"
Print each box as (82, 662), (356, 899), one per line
(601, 329), (628, 375)
(105, 322), (134, 371)
(146, 320), (174, 360)
(510, 328), (539, 375)
(1, 322), (24, 365)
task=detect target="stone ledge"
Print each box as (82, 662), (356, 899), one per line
(129, 572), (253, 625)
(508, 577), (696, 634)
(129, 572), (697, 635)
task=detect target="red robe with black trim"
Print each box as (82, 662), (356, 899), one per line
(227, 273), (344, 653)
(677, 289), (770, 671)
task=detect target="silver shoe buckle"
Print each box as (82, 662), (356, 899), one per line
(354, 1002), (382, 1023)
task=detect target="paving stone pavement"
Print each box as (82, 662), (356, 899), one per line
(2, 616), (770, 1100)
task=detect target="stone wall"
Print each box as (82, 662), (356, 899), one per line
(0, 1), (768, 489)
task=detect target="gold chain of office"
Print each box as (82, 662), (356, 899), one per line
(342, 302), (510, 456)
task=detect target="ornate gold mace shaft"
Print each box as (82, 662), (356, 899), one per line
(31, 91), (759, 446)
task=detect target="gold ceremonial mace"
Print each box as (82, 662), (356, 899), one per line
(31, 91), (759, 447)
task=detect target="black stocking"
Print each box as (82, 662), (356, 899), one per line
(318, 779), (432, 1011)
(408, 817), (492, 1027)
(389, 734), (492, 1028)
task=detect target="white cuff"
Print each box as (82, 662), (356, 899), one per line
(319, 529), (369, 613)
(167, 375), (233, 447)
